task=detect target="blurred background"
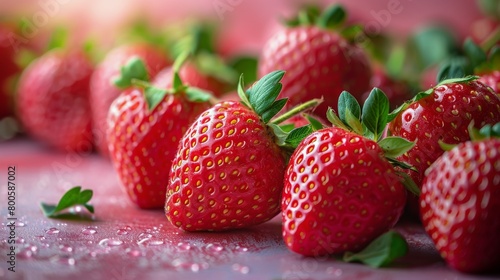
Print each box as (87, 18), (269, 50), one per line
(0, 0), (498, 144)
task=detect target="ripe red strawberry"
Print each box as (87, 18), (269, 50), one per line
(420, 124), (500, 273)
(107, 58), (211, 208)
(388, 77), (500, 215)
(282, 89), (414, 257)
(258, 5), (372, 118)
(166, 71), (319, 231)
(90, 44), (169, 156)
(478, 70), (500, 92)
(17, 50), (94, 151)
(0, 25), (22, 119)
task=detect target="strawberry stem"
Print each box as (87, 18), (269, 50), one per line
(270, 98), (323, 125)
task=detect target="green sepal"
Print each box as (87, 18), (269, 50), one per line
(326, 108), (350, 131)
(195, 52), (238, 84)
(173, 72), (183, 90)
(362, 88), (389, 140)
(379, 137), (415, 158)
(144, 86), (168, 110)
(395, 171), (421, 196)
(185, 87), (213, 102)
(237, 74), (251, 109)
(228, 55), (258, 85)
(261, 98), (288, 123)
(437, 56), (473, 82)
(285, 125), (313, 148)
(306, 114), (325, 131)
(338, 91), (361, 124)
(479, 122), (500, 138)
(113, 56), (149, 89)
(246, 70), (285, 122)
(387, 157), (417, 172)
(40, 186), (94, 219)
(317, 5), (346, 29)
(343, 231), (408, 268)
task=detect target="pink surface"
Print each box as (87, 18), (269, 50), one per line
(1, 139), (499, 279)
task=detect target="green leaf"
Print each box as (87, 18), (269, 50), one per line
(173, 51), (190, 73)
(247, 70), (285, 118)
(326, 108), (350, 131)
(237, 74), (251, 108)
(280, 123), (296, 132)
(338, 91), (361, 124)
(196, 52), (238, 84)
(144, 86), (168, 110)
(306, 114), (325, 131)
(437, 57), (473, 82)
(410, 25), (458, 69)
(378, 137), (415, 158)
(173, 72), (183, 90)
(40, 186), (95, 219)
(113, 57), (149, 89)
(343, 231), (408, 268)
(362, 88), (389, 140)
(261, 99), (287, 123)
(345, 109), (363, 135)
(317, 5), (346, 29)
(269, 123), (289, 146)
(185, 87), (213, 102)
(396, 171), (421, 196)
(285, 125), (313, 148)
(387, 157), (417, 172)
(228, 55), (258, 84)
(297, 5), (321, 26)
(436, 75), (478, 86)
(463, 38), (487, 68)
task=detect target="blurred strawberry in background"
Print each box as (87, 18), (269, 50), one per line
(0, 25), (21, 120)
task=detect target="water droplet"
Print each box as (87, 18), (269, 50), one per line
(138, 233), (153, 239)
(235, 245), (248, 252)
(59, 245), (73, 253)
(172, 259), (199, 271)
(125, 248), (142, 257)
(137, 237), (163, 246)
(116, 229), (129, 235)
(18, 248), (34, 259)
(123, 225), (132, 231)
(190, 263), (200, 272)
(81, 226), (97, 235)
(16, 221), (26, 227)
(326, 267), (343, 277)
(99, 238), (123, 247)
(232, 263), (250, 274)
(15, 237), (25, 244)
(177, 242), (191, 252)
(205, 243), (223, 254)
(50, 255), (76, 266)
(45, 228), (60, 234)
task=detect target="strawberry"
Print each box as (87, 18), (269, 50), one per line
(0, 25), (21, 119)
(420, 123), (500, 273)
(478, 70), (500, 92)
(258, 5), (372, 118)
(282, 88), (416, 257)
(388, 77), (500, 215)
(17, 50), (94, 151)
(165, 71), (320, 231)
(90, 44), (169, 156)
(107, 57), (212, 209)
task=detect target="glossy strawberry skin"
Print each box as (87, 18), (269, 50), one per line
(17, 51), (94, 151)
(166, 101), (287, 231)
(259, 26), (372, 118)
(282, 127), (406, 257)
(478, 70), (500, 93)
(90, 44), (169, 156)
(388, 81), (500, 213)
(420, 139), (500, 273)
(107, 80), (209, 208)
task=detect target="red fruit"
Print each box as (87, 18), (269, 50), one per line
(155, 63), (228, 97)
(362, 67), (413, 110)
(388, 79), (500, 214)
(478, 70), (500, 93)
(420, 138), (500, 273)
(166, 101), (287, 230)
(17, 50), (94, 151)
(259, 26), (372, 118)
(107, 59), (210, 209)
(90, 44), (169, 156)
(0, 25), (22, 118)
(282, 127), (406, 256)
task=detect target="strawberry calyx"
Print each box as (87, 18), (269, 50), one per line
(327, 88), (420, 195)
(285, 4), (346, 29)
(113, 55), (214, 111)
(237, 70), (322, 150)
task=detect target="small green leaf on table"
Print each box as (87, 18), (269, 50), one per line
(40, 186), (94, 219)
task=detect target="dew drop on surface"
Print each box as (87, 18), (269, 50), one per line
(51, 255), (76, 266)
(126, 248), (142, 257)
(123, 225), (132, 231)
(99, 238), (123, 247)
(59, 244), (73, 253)
(177, 242), (191, 252)
(45, 228), (60, 234)
(16, 221), (26, 227)
(232, 263), (250, 274)
(138, 233), (153, 239)
(172, 259), (198, 271)
(18, 248), (33, 259)
(116, 229), (129, 235)
(15, 237), (25, 244)
(81, 226), (97, 235)
(235, 245), (248, 252)
(205, 243), (224, 254)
